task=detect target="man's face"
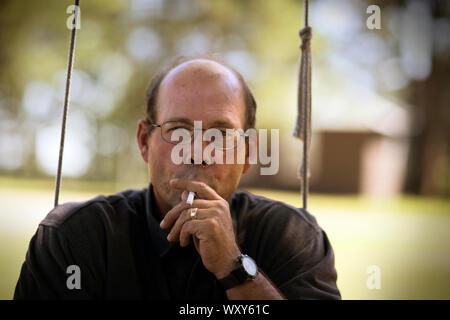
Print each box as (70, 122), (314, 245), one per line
(137, 59), (252, 212)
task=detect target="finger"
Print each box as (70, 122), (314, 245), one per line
(181, 190), (189, 202)
(179, 219), (205, 247)
(161, 198), (216, 230)
(193, 236), (200, 252)
(169, 179), (222, 201)
(167, 208), (214, 242)
(160, 200), (190, 229)
(190, 199), (220, 209)
(180, 218), (219, 247)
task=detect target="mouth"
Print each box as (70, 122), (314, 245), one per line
(173, 168), (213, 184)
(169, 169), (218, 195)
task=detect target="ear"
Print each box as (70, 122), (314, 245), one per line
(242, 133), (258, 175)
(137, 120), (150, 163)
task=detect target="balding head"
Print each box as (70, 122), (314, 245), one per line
(144, 55), (256, 130)
(161, 59), (242, 104)
(163, 58), (241, 89)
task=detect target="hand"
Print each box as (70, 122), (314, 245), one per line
(160, 178), (241, 279)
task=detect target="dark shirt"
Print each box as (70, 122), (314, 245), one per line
(14, 184), (341, 300)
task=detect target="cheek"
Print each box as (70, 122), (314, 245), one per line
(211, 162), (245, 184)
(148, 138), (176, 173)
(213, 147), (246, 165)
(211, 163), (244, 200)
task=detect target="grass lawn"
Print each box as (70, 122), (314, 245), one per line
(1, 177), (449, 299)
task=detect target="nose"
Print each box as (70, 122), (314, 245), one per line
(189, 157), (209, 165)
(189, 132), (213, 166)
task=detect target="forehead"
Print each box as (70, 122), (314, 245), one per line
(156, 60), (246, 128)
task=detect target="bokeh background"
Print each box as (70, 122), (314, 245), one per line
(0, 0), (449, 299)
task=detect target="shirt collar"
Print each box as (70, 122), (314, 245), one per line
(145, 183), (176, 258)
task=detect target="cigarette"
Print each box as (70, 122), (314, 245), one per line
(186, 191), (195, 205)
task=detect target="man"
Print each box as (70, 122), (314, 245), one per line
(14, 56), (341, 300)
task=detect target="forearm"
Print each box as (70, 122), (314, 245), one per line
(224, 272), (286, 300)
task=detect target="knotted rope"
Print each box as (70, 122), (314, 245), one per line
(292, 0), (312, 209)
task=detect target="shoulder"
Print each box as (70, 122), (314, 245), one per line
(39, 188), (148, 232)
(230, 190), (341, 299)
(230, 189), (321, 236)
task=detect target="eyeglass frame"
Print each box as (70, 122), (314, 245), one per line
(144, 119), (250, 150)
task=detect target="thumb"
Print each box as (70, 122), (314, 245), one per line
(181, 190), (189, 202)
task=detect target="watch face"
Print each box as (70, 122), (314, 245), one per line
(242, 255), (258, 276)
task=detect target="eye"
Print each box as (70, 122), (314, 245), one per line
(216, 128), (232, 137)
(168, 126), (188, 131)
(166, 125), (193, 134)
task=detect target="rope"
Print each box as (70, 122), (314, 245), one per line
(54, 0), (80, 207)
(292, 0), (312, 210)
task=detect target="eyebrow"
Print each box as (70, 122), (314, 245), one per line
(164, 117), (192, 124)
(165, 117), (236, 128)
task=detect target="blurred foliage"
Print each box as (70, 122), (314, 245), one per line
(0, 0), (309, 184)
(0, 0), (448, 196)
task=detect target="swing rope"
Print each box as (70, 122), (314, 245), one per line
(292, 0), (312, 210)
(54, 0), (312, 210)
(54, 0), (80, 207)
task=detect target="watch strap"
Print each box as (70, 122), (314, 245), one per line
(218, 271), (242, 290)
(218, 255), (256, 290)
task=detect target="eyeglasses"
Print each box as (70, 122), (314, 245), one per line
(145, 120), (249, 150)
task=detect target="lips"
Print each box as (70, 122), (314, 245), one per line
(171, 170), (217, 192)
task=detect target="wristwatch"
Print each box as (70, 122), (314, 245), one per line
(218, 254), (258, 290)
